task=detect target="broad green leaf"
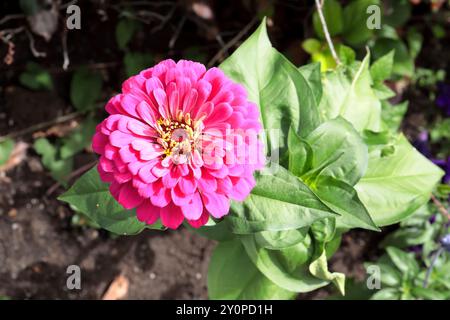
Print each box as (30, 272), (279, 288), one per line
(116, 18), (140, 50)
(287, 127), (312, 177)
(228, 163), (337, 234)
(19, 62), (53, 91)
(298, 62), (323, 105)
(220, 19), (320, 157)
(342, 0), (380, 46)
(241, 234), (329, 293)
(302, 117), (368, 186)
(312, 0), (343, 39)
(311, 176), (378, 231)
(355, 135), (444, 226)
(372, 38), (414, 77)
(59, 167), (163, 235)
(0, 139), (14, 166)
(60, 118), (97, 159)
(373, 83), (396, 100)
(319, 54), (382, 132)
(386, 247), (419, 276)
(208, 240), (296, 300)
(297, 118), (377, 231)
(370, 50), (395, 84)
(381, 101), (408, 132)
(70, 68), (103, 112)
(254, 228), (309, 250)
(124, 52), (153, 77)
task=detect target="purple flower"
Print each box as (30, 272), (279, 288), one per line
(413, 130), (431, 158)
(436, 83), (450, 117)
(432, 157), (450, 184)
(440, 234), (450, 252)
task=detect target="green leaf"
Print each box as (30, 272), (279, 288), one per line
(312, 0), (344, 39)
(58, 167), (163, 235)
(302, 117), (368, 186)
(254, 228), (309, 250)
(208, 240), (296, 300)
(70, 68), (103, 112)
(287, 127), (312, 177)
(370, 50), (395, 84)
(412, 287), (446, 300)
(382, 0), (411, 28)
(370, 288), (400, 300)
(407, 28), (423, 60)
(219, 19), (320, 157)
(381, 226), (435, 249)
(319, 54), (382, 132)
(386, 247), (419, 276)
(124, 52), (153, 77)
(185, 219), (235, 242)
(298, 62), (323, 105)
(60, 118), (97, 159)
(309, 250), (345, 295)
(365, 255), (402, 287)
(337, 44), (356, 65)
(355, 135), (444, 226)
(342, 0), (380, 46)
(372, 38), (414, 77)
(20, 0), (40, 15)
(19, 62), (53, 91)
(0, 139), (14, 166)
(34, 138), (73, 184)
(312, 176), (378, 231)
(241, 234), (329, 293)
(228, 163), (337, 234)
(302, 38), (322, 54)
(115, 18), (140, 50)
(381, 101), (408, 132)
(297, 118), (377, 231)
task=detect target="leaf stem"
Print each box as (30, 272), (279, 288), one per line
(431, 194), (450, 221)
(314, 0), (341, 66)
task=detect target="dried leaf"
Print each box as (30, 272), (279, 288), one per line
(102, 275), (129, 300)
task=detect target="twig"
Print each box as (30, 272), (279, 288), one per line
(207, 16), (259, 67)
(46, 160), (97, 195)
(314, 0), (341, 65)
(0, 14), (25, 26)
(151, 3), (177, 33)
(169, 14), (186, 49)
(0, 112), (81, 143)
(25, 29), (47, 58)
(62, 28), (70, 70)
(431, 194), (450, 221)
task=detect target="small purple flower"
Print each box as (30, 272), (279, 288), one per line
(428, 214), (437, 224)
(432, 157), (450, 184)
(440, 234), (450, 251)
(436, 83), (450, 117)
(413, 130), (431, 158)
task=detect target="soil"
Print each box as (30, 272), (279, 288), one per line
(0, 0), (446, 299)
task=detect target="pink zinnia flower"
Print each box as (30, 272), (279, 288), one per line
(92, 59), (264, 229)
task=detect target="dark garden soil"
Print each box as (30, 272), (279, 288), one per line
(0, 0), (447, 299)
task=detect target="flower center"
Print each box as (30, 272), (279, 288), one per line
(155, 112), (201, 164)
